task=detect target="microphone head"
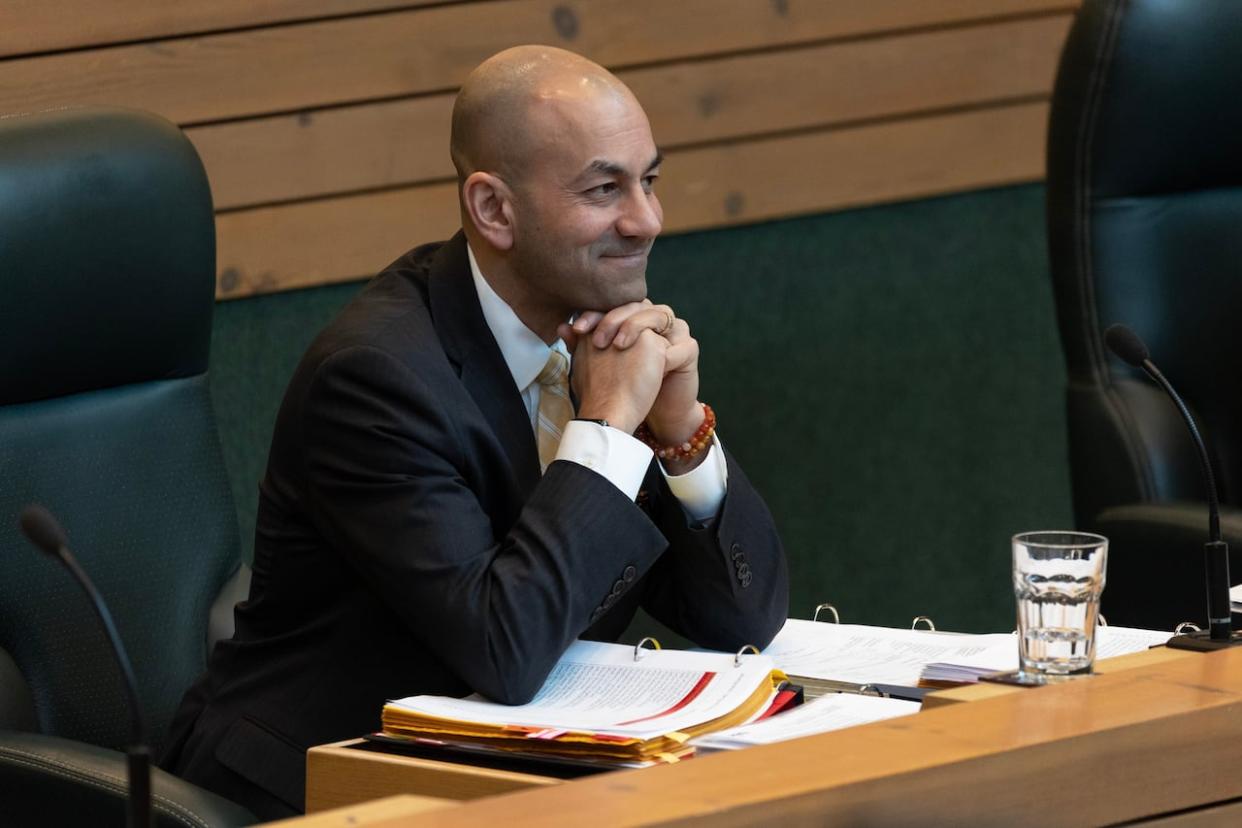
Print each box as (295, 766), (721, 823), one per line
(1104, 324), (1150, 367)
(19, 504), (68, 557)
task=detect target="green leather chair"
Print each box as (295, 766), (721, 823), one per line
(0, 108), (255, 826)
(1047, 0), (1242, 631)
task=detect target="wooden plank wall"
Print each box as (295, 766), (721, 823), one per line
(1, 0), (1078, 299)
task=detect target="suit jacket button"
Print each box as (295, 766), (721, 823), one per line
(741, 572), (753, 588)
(611, 580), (625, 596)
(589, 607), (604, 623)
(731, 543), (745, 562)
(623, 565), (637, 583)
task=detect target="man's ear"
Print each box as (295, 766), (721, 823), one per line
(462, 171), (515, 251)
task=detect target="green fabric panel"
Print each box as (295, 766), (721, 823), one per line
(210, 183), (1072, 635)
(210, 281), (362, 566)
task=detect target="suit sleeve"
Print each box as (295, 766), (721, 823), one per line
(639, 448), (789, 651)
(299, 345), (669, 704)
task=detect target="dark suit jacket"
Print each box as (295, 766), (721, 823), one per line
(161, 232), (788, 814)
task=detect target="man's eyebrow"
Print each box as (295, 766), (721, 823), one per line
(581, 159), (626, 178)
(579, 152), (664, 180)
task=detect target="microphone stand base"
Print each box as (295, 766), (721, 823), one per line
(1166, 630), (1242, 651)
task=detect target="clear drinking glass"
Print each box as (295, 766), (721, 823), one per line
(1013, 531), (1108, 678)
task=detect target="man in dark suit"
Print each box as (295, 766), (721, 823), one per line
(161, 45), (788, 819)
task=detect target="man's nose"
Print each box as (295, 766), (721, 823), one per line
(617, 187), (662, 239)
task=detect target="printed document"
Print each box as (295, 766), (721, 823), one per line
(691, 693), (920, 752)
(388, 640), (776, 741)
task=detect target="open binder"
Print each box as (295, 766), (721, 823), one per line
(380, 639), (787, 768)
(769, 603), (1174, 694)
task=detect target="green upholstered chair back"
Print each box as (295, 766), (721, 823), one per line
(0, 108), (242, 753)
(1046, 0), (1242, 627)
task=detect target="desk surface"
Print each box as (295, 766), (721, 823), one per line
(298, 645), (1242, 826)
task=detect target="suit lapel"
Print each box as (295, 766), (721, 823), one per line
(427, 232), (541, 497)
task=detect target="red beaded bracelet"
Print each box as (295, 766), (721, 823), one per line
(634, 403), (716, 462)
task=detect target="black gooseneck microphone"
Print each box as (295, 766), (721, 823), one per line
(1103, 324), (1238, 647)
(19, 504), (153, 828)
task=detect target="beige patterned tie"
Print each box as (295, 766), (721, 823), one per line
(535, 349), (574, 472)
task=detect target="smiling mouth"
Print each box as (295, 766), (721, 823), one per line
(600, 248), (650, 260)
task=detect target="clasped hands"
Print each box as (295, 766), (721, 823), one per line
(556, 300), (706, 474)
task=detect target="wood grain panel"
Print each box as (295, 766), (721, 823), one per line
(191, 95), (456, 210)
(0, 0), (1075, 125)
(306, 739), (557, 812)
(215, 181), (460, 297)
(214, 101), (1048, 299)
(660, 101), (1049, 231)
(270, 796), (457, 826)
(193, 14), (1070, 210)
(0, 1), (445, 59)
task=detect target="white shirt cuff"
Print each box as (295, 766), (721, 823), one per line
(661, 432), (728, 523)
(556, 420), (652, 501)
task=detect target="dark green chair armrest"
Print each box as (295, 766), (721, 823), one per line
(1090, 502), (1242, 631)
(0, 731), (256, 828)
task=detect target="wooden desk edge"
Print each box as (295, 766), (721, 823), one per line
(304, 737), (561, 813)
(266, 795), (457, 826)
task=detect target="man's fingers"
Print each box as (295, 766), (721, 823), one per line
(663, 338), (699, 373)
(589, 300), (652, 348)
(570, 311), (606, 336)
(614, 305), (678, 349)
(661, 316), (691, 345)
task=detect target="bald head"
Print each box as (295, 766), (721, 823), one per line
(450, 46), (638, 185)
(451, 46), (663, 336)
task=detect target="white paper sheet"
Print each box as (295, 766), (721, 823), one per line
(690, 693), (920, 752)
(1231, 583), (1242, 612)
(763, 620), (1173, 685)
(762, 620), (1016, 685)
(388, 640), (775, 740)
(1096, 625), (1171, 657)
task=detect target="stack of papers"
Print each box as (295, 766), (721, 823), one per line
(382, 640), (786, 768)
(761, 620), (1015, 696)
(917, 625), (1172, 686)
(760, 619), (1173, 693)
(690, 693), (919, 753)
(1231, 583), (1242, 613)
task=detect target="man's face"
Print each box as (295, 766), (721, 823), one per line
(507, 88), (664, 316)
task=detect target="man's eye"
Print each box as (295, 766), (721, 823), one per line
(586, 182), (618, 197)
(642, 174), (659, 192)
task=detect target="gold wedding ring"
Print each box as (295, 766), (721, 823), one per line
(659, 309), (675, 335)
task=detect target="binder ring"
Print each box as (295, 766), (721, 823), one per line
(812, 603), (840, 624)
(633, 637), (661, 661)
(911, 615), (936, 631)
(1097, 614), (1108, 627)
(734, 644), (760, 667)
(1175, 621), (1202, 635)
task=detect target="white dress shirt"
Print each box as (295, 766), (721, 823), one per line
(467, 244), (727, 522)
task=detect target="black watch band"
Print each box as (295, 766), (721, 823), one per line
(572, 417), (609, 428)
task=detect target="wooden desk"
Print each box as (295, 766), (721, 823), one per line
(302, 646), (1242, 826)
(305, 739), (561, 813)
